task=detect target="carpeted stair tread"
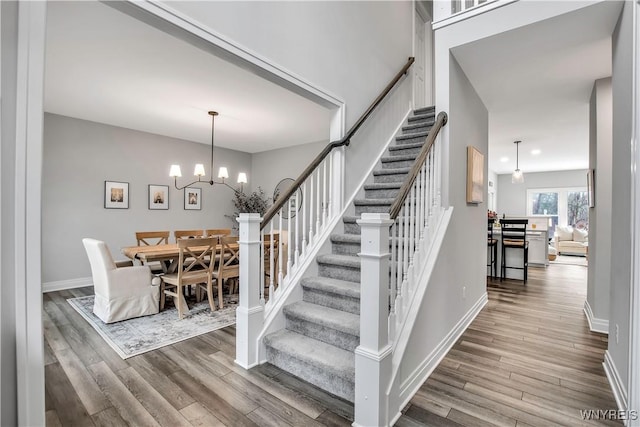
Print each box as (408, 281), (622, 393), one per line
(396, 130), (429, 142)
(354, 198), (394, 206)
(389, 142), (424, 153)
(373, 167), (411, 176)
(408, 112), (435, 123)
(331, 233), (361, 244)
(382, 154), (417, 164)
(414, 106), (435, 115)
(284, 301), (359, 337)
(364, 182), (403, 190)
(264, 330), (356, 401)
(301, 276), (361, 299)
(402, 122), (434, 132)
(317, 254), (360, 269)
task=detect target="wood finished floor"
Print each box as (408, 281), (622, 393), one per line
(44, 260), (619, 426)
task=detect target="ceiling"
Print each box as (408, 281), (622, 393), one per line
(45, 1), (622, 171)
(44, 1), (333, 154)
(452, 1), (622, 175)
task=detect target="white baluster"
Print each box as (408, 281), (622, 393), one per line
(302, 181), (307, 255)
(278, 207), (284, 288)
(287, 199), (293, 282)
(269, 220), (275, 299)
(396, 210), (404, 320)
(294, 191), (300, 266)
(316, 169), (321, 236)
(260, 230), (265, 306)
(389, 221), (397, 341)
(322, 159), (328, 228)
(309, 174), (315, 246)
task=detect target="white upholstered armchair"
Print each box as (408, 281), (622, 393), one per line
(82, 238), (160, 323)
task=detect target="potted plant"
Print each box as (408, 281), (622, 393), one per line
(226, 187), (270, 230)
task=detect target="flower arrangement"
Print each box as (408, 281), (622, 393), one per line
(226, 187), (271, 229)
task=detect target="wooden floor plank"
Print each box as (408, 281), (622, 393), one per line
(180, 402), (226, 427)
(88, 361), (161, 427)
(45, 363), (95, 426)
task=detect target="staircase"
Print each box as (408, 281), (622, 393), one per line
(263, 106), (436, 402)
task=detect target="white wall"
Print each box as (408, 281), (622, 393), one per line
(42, 113), (251, 286)
(395, 53), (488, 405)
(587, 77), (612, 330)
(609, 0), (633, 397)
(163, 1), (413, 130)
(487, 169), (498, 212)
(496, 169), (589, 217)
(1, 2), (19, 423)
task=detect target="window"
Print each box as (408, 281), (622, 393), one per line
(527, 187), (589, 237)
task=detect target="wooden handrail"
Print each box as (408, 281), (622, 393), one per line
(389, 111), (448, 220)
(261, 56), (415, 228)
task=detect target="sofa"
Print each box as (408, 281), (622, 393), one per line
(554, 225), (588, 256)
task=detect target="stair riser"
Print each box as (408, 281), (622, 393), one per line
(408, 115), (434, 124)
(389, 146), (422, 157)
(365, 188), (401, 199)
(332, 241), (360, 256)
(302, 287), (360, 315)
(374, 172), (409, 183)
(382, 158), (415, 169)
(264, 346), (355, 402)
(344, 222), (360, 235)
(319, 263), (360, 282)
(355, 204), (391, 215)
(284, 315), (359, 352)
(414, 106), (436, 115)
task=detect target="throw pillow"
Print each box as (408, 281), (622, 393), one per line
(573, 228), (588, 242)
(556, 225), (573, 241)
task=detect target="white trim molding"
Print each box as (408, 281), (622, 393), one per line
(604, 350), (628, 415)
(390, 291), (488, 425)
(42, 277), (92, 294)
(584, 299), (610, 335)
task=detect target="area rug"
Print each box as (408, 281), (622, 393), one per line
(550, 255), (588, 267)
(67, 295), (236, 359)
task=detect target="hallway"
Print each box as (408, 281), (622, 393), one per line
(399, 262), (620, 426)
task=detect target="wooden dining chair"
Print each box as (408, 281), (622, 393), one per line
(160, 237), (218, 319)
(135, 231), (170, 273)
(174, 229), (204, 242)
(213, 235), (240, 308)
(204, 228), (231, 238)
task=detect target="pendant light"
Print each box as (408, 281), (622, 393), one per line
(512, 140), (524, 184)
(169, 111), (248, 192)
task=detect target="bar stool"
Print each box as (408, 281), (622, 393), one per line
(500, 218), (528, 284)
(487, 219), (498, 278)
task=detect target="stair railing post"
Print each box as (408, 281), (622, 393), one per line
(355, 213), (393, 427)
(236, 213), (264, 369)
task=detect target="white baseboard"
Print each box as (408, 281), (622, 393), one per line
(584, 299), (609, 334)
(42, 277), (92, 293)
(390, 291), (488, 424)
(604, 350), (628, 415)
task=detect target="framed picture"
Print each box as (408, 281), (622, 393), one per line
(184, 187), (201, 210)
(587, 169), (595, 208)
(466, 146), (484, 204)
(104, 181), (129, 209)
(148, 184), (169, 210)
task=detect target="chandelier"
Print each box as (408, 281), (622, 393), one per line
(512, 140), (524, 184)
(169, 111), (247, 192)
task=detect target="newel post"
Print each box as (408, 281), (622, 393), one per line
(236, 213), (264, 369)
(354, 213), (393, 427)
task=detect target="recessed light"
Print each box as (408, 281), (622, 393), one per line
(531, 149), (541, 155)
(500, 157), (509, 162)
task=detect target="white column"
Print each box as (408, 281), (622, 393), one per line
(235, 213), (264, 369)
(331, 147), (345, 218)
(354, 213), (393, 427)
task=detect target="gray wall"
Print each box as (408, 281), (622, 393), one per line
(399, 54), (488, 387)
(496, 169), (589, 217)
(250, 141), (326, 201)
(42, 113), (251, 285)
(1, 1), (19, 423)
(587, 78), (612, 326)
(609, 0), (633, 393)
